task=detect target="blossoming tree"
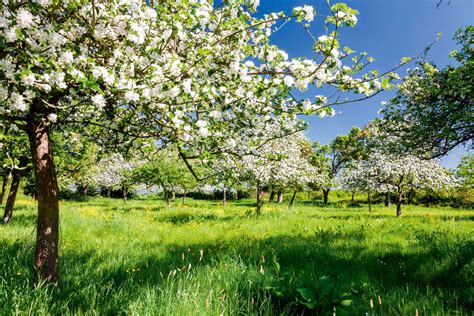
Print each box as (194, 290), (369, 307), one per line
(342, 152), (454, 216)
(240, 132), (322, 213)
(92, 153), (138, 200)
(1, 0), (399, 281)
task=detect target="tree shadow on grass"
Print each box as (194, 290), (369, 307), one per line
(70, 232), (474, 312)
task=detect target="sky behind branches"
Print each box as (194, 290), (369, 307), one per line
(257, 0), (473, 168)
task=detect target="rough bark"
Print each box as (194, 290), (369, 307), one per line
(323, 189), (330, 204)
(385, 192), (391, 207)
(28, 121), (60, 282)
(269, 190), (275, 202)
(277, 191), (283, 203)
(289, 190), (297, 209)
(3, 168), (21, 224)
(0, 174), (8, 205)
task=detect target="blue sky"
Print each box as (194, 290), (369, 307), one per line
(256, 0), (473, 168)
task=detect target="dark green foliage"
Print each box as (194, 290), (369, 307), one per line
(380, 27), (474, 158)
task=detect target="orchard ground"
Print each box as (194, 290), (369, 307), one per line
(0, 193), (473, 315)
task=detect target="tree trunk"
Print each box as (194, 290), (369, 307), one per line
(28, 122), (60, 282)
(256, 184), (263, 216)
(351, 191), (355, 205)
(3, 168), (21, 224)
(0, 174), (8, 205)
(323, 189), (330, 204)
(367, 191), (372, 212)
(172, 191), (176, 201)
(123, 187), (128, 202)
(237, 189), (244, 200)
(269, 190), (275, 202)
(223, 186), (227, 207)
(164, 190), (171, 209)
(106, 189), (111, 197)
(308, 191), (311, 201)
(385, 192), (391, 207)
(277, 191), (283, 203)
(82, 184), (89, 196)
(396, 191), (403, 217)
(289, 190), (297, 209)
(182, 191), (186, 204)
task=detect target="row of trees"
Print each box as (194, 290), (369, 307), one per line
(2, 123), (466, 224)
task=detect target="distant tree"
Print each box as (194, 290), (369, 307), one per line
(241, 132), (320, 214)
(343, 152), (454, 216)
(311, 127), (368, 204)
(92, 154), (139, 201)
(53, 131), (99, 197)
(134, 151), (196, 208)
(379, 27), (473, 158)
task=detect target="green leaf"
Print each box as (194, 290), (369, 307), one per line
(401, 57), (412, 63)
(297, 287), (316, 302)
(340, 299), (352, 306)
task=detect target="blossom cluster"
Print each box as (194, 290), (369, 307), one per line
(1, 0), (396, 163)
(341, 152), (454, 194)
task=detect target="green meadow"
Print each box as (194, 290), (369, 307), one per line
(1, 194), (473, 315)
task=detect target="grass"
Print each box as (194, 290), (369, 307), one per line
(0, 193), (473, 315)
